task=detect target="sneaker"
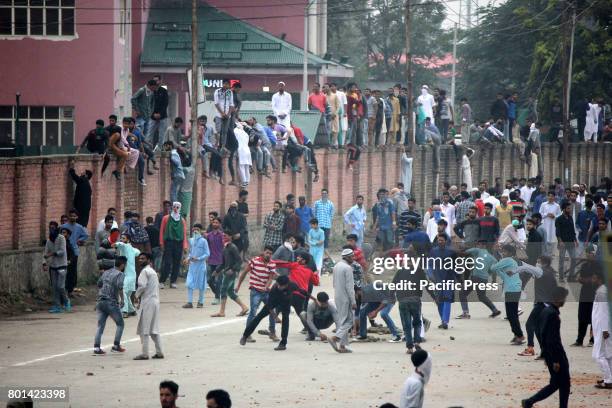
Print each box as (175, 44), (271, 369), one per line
(152, 353), (164, 359)
(197, 303), (204, 308)
(353, 336), (368, 341)
(414, 343), (422, 351)
(456, 313), (471, 319)
(211, 298), (220, 305)
(182, 303), (193, 309)
(159, 283), (165, 289)
(64, 299), (72, 312)
(138, 179), (147, 186)
(170, 283), (178, 289)
(518, 347), (535, 356)
(521, 399), (533, 408)
(111, 345), (126, 353)
(406, 347), (414, 354)
(239, 336), (247, 346)
(246, 336), (256, 343)
(269, 333), (280, 342)
(490, 310), (502, 318)
(570, 341), (583, 347)
(133, 354), (149, 360)
(93, 348), (106, 356)
(511, 337), (526, 346)
(258, 329), (271, 336)
(48, 306), (63, 313)
(274, 344), (287, 351)
(305, 335), (315, 341)
(388, 336), (402, 343)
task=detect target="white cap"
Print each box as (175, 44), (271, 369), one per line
(341, 248), (354, 257)
(422, 85), (429, 90)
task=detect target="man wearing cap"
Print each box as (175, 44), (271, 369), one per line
(498, 219), (526, 250)
(330, 248), (357, 353)
(271, 81), (292, 128)
(399, 349), (432, 408)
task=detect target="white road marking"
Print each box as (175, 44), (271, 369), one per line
(6, 317), (244, 368)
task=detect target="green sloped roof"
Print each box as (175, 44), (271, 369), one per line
(240, 110), (322, 140)
(142, 4), (334, 68)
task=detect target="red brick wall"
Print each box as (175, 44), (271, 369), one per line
(1, 143), (610, 251)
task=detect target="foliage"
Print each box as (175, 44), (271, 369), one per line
(456, 0), (612, 122)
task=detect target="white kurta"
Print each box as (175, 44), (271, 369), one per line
(417, 92), (435, 121)
(332, 260), (355, 346)
(271, 91), (292, 127)
(461, 154), (472, 192)
(234, 127), (252, 166)
(592, 285), (612, 360)
(539, 202), (561, 243)
(135, 265), (161, 336)
(401, 154), (414, 197)
(584, 103), (600, 138)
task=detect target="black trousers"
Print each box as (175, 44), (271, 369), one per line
(526, 302), (545, 348)
(160, 240), (183, 284)
(76, 207), (90, 228)
(524, 358), (570, 408)
(243, 304), (290, 345)
(207, 264), (221, 299)
(576, 301), (593, 344)
(505, 292), (523, 338)
(66, 255), (78, 294)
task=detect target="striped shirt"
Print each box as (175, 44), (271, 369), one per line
(314, 199), (335, 229)
(248, 256), (277, 292)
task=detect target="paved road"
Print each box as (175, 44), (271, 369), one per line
(0, 275), (606, 408)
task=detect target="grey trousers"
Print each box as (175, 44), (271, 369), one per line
(141, 334), (163, 356)
(50, 267), (68, 308)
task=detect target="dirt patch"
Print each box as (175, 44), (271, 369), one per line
(0, 286), (98, 318)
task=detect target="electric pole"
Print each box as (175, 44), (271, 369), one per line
(561, 0), (576, 185)
(190, 0), (198, 161)
(404, 0), (414, 151)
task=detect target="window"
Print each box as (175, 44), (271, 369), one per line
(0, 0), (76, 37)
(0, 105), (75, 146)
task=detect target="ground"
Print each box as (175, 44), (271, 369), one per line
(0, 272), (608, 408)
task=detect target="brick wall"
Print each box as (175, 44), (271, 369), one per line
(1, 143), (611, 252)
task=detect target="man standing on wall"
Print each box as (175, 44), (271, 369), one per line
(272, 81), (292, 128)
(213, 79), (235, 155)
(149, 74), (169, 149)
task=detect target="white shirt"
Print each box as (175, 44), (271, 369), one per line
(483, 196), (500, 215)
(97, 218), (118, 232)
(417, 91), (435, 121)
(213, 88), (234, 117)
(520, 186), (535, 205)
(234, 127), (252, 166)
(440, 202), (456, 228)
(540, 202), (561, 243)
(271, 91), (292, 126)
(336, 90), (347, 113)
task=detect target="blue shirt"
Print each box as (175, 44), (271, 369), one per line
(60, 222), (89, 256)
(491, 257), (521, 293)
(372, 200), (395, 230)
(263, 126), (277, 146)
(576, 209), (597, 242)
(295, 205), (314, 234)
(127, 128), (144, 149)
(314, 199), (335, 229)
(402, 230), (430, 250)
(533, 193), (547, 214)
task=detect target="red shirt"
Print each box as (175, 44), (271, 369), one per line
(293, 126), (305, 145)
(275, 260), (320, 298)
(474, 199), (485, 217)
(353, 247), (367, 270)
(308, 92), (327, 113)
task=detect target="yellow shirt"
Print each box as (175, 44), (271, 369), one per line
(496, 205), (512, 230)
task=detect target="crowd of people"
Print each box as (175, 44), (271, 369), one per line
(41, 139), (612, 407)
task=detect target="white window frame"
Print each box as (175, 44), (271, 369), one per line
(0, 0), (76, 39)
(0, 105), (75, 146)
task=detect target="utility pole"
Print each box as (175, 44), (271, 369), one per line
(466, 0), (472, 28)
(404, 0), (414, 151)
(561, 0), (576, 185)
(450, 22), (458, 111)
(302, 1), (315, 111)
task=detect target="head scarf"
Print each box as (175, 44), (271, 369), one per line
(171, 202), (182, 222)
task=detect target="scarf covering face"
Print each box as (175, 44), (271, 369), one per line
(49, 226), (59, 242)
(171, 202), (182, 221)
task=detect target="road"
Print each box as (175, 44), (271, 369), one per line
(0, 274), (607, 408)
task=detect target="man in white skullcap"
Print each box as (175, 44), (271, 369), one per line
(416, 85), (436, 124)
(271, 81), (292, 127)
(329, 248), (356, 353)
